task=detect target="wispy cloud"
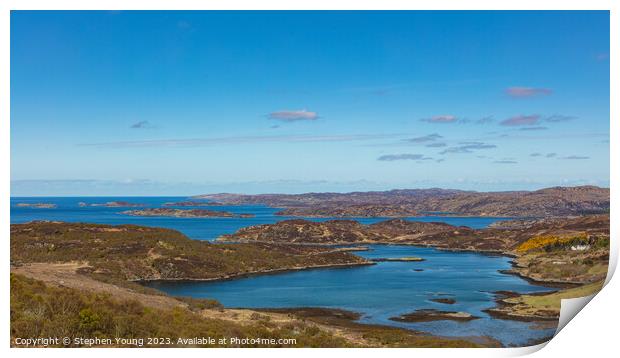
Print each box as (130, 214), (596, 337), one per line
(426, 142), (447, 148)
(269, 109), (319, 122)
(561, 155), (590, 160)
(439, 142), (497, 154)
(421, 115), (497, 125)
(506, 87), (552, 98)
(130, 120), (154, 129)
(421, 115), (459, 124)
(499, 114), (575, 127)
(533, 152), (581, 159)
(494, 160), (518, 164)
(406, 133), (443, 143)
(500, 114), (541, 126)
(80, 134), (401, 148)
(377, 154), (433, 161)
(519, 126), (548, 131)
(545, 115), (576, 123)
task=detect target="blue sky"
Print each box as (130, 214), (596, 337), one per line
(11, 11), (610, 196)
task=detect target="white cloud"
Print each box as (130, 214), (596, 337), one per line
(269, 109), (319, 122)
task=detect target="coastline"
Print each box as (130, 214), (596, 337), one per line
(497, 269), (582, 288)
(10, 212), (608, 343)
(212, 239), (590, 287)
(186, 239), (590, 323)
(133, 261), (376, 284)
(137, 239), (568, 324)
(254, 307), (503, 348)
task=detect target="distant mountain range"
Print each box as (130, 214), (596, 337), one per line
(194, 185), (609, 218)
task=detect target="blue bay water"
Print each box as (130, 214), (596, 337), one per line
(10, 196), (513, 240)
(11, 197), (556, 346)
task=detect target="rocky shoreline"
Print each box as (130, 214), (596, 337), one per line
(497, 269), (582, 288)
(133, 261), (376, 284)
(370, 257), (425, 262)
(482, 281), (604, 322)
(390, 309), (480, 323)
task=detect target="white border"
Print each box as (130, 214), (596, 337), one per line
(2, 1), (616, 357)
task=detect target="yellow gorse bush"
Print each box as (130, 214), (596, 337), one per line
(516, 234), (587, 253)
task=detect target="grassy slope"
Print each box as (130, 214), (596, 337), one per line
(9, 273), (351, 347)
(509, 281), (604, 309)
(511, 234), (609, 284)
(495, 281), (605, 319)
(488, 230), (609, 320)
(10, 274), (482, 348)
(10, 222), (368, 287)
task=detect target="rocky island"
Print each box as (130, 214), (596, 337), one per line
(430, 298), (456, 304)
(121, 208), (255, 218)
(163, 201), (225, 207)
(15, 203), (57, 209)
(390, 309), (480, 323)
(87, 201), (146, 207)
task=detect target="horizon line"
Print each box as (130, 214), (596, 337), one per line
(9, 184), (610, 198)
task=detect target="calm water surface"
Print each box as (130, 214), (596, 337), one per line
(11, 197), (555, 346)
